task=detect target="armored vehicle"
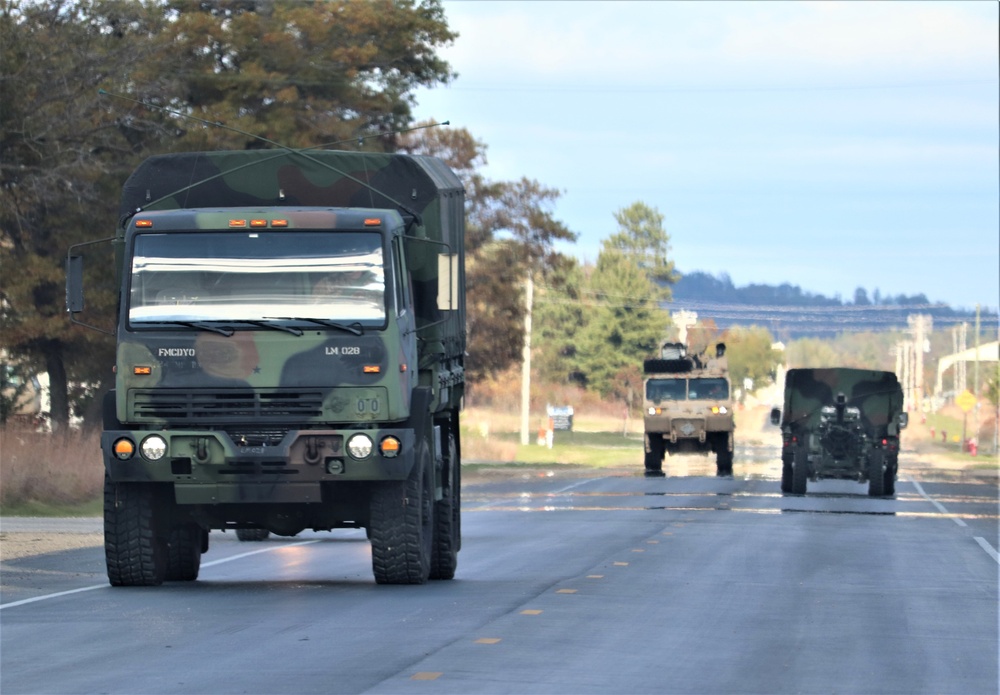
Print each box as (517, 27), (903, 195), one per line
(643, 342), (734, 477)
(67, 149), (465, 585)
(769, 367), (907, 496)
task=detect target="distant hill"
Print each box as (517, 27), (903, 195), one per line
(668, 271), (999, 339)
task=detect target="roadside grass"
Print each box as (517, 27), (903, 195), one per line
(0, 427), (104, 515)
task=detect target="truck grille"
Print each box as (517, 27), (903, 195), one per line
(131, 389), (324, 424)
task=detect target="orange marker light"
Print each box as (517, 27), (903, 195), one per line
(271, 219), (288, 228)
(250, 219), (267, 228)
(113, 438), (135, 460)
(229, 219), (247, 228)
(363, 365), (381, 374)
(135, 220), (153, 228)
(380, 436), (401, 458)
(364, 218), (381, 227)
(133, 366), (152, 376)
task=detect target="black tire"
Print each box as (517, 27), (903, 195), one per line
(236, 528), (270, 542)
(791, 447), (808, 495)
(645, 434), (665, 473)
(430, 423), (460, 580)
(715, 445), (733, 477)
(104, 475), (166, 587)
(166, 524), (202, 581)
(883, 456), (897, 497)
(370, 440), (434, 585)
(868, 449), (886, 497)
(780, 454), (793, 493)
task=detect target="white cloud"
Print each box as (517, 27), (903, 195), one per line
(441, 1), (998, 85)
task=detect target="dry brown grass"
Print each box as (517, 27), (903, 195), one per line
(0, 426), (105, 507)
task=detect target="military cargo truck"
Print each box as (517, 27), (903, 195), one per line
(67, 149), (465, 585)
(769, 367), (907, 496)
(643, 342), (735, 477)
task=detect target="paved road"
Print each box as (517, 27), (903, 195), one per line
(1, 459), (997, 694)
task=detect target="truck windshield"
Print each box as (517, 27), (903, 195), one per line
(646, 377), (729, 401)
(128, 231), (386, 327)
(646, 378), (686, 402)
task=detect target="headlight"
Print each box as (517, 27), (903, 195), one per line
(140, 435), (167, 461)
(711, 406), (728, 414)
(347, 433), (373, 459)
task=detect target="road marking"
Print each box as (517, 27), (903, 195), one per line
(475, 638), (501, 644)
(410, 672), (442, 681)
(974, 537), (1000, 565)
(0, 540), (320, 611)
(520, 609), (543, 615)
(911, 480), (967, 527)
(556, 589), (577, 594)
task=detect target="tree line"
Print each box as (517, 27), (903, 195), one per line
(1, 0), (789, 428)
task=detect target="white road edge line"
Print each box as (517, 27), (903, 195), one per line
(974, 537), (1000, 565)
(0, 539), (320, 611)
(911, 479), (967, 527)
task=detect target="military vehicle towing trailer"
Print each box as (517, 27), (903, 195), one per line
(67, 149), (465, 586)
(643, 342), (735, 478)
(769, 367), (907, 497)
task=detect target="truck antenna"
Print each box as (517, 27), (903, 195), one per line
(99, 89), (448, 227)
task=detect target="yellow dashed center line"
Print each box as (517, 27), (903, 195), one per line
(411, 672), (442, 681)
(521, 609), (543, 615)
(475, 638), (502, 644)
(556, 588), (577, 594)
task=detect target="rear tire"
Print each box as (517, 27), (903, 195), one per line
(370, 440), (434, 585)
(791, 448), (808, 495)
(883, 456), (897, 497)
(166, 524), (202, 581)
(104, 475), (167, 587)
(780, 454), (793, 493)
(430, 425), (460, 580)
(868, 449), (886, 497)
(236, 528), (270, 542)
(715, 444), (733, 477)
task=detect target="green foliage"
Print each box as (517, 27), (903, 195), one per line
(575, 249), (670, 399)
(1, 0), (457, 426)
(400, 123), (577, 380)
(721, 326), (783, 400)
(603, 201), (679, 298)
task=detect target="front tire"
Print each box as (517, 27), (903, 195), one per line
(715, 443), (733, 477)
(370, 440), (434, 585)
(645, 433), (665, 474)
(104, 475), (167, 587)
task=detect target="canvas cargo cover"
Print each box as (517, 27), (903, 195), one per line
(782, 367), (903, 429)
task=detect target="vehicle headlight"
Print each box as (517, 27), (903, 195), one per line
(140, 435), (167, 461)
(347, 433), (373, 459)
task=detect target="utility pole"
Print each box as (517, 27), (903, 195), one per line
(907, 314), (932, 412)
(520, 274), (534, 446)
(974, 304), (981, 395)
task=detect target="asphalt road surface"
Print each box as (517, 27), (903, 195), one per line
(2, 451), (997, 695)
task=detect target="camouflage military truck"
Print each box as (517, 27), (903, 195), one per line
(67, 149), (465, 586)
(643, 342), (735, 477)
(769, 367), (907, 496)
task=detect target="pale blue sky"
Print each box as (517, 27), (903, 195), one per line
(412, 1), (999, 312)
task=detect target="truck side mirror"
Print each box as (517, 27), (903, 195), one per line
(66, 255), (85, 313)
(769, 407), (781, 426)
(897, 412), (908, 430)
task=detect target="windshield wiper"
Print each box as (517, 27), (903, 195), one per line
(152, 320), (235, 337)
(264, 317), (364, 336)
(235, 320), (303, 336)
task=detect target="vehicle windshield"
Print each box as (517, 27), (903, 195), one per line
(646, 377), (729, 401)
(646, 378), (687, 402)
(128, 231), (385, 327)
